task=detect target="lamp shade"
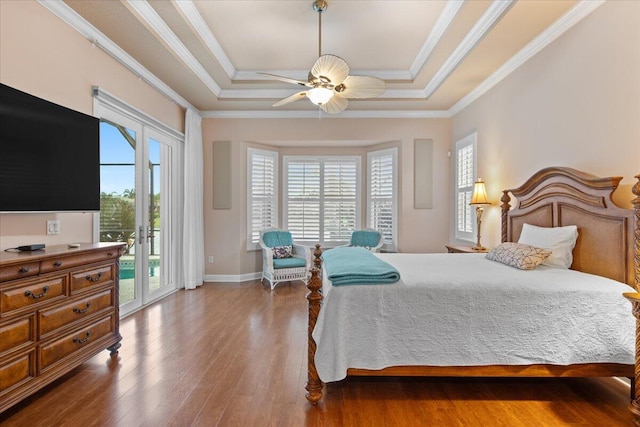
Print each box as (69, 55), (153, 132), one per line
(307, 87), (334, 105)
(470, 178), (490, 205)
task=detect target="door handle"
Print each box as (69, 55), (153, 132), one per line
(139, 225), (145, 244)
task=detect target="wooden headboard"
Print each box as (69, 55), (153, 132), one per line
(500, 167), (638, 288)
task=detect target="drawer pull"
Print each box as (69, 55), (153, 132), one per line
(73, 331), (91, 344)
(108, 252), (114, 257)
(73, 302), (92, 314)
(19, 266), (30, 274)
(85, 272), (103, 282)
(53, 261), (62, 267)
(24, 286), (50, 299)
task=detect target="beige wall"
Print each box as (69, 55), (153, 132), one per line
(202, 118), (451, 276)
(451, 0), (640, 250)
(0, 1), (184, 250)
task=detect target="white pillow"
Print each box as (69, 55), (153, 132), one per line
(517, 223), (578, 269)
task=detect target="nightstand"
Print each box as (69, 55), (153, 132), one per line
(446, 245), (489, 254)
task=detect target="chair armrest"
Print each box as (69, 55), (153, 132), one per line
(293, 243), (312, 268)
(260, 241), (274, 269)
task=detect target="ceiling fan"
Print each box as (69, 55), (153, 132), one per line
(259, 0), (386, 114)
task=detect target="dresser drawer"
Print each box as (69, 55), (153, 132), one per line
(0, 262), (40, 283)
(40, 249), (120, 274)
(38, 315), (114, 373)
(1, 276), (67, 317)
(39, 289), (114, 339)
(0, 316), (35, 357)
(0, 351), (35, 394)
(70, 265), (114, 295)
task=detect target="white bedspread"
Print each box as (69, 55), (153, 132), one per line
(312, 253), (635, 382)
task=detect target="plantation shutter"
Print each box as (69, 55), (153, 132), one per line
(283, 156), (360, 245)
(286, 160), (321, 241)
(454, 133), (476, 241)
(368, 151), (395, 246)
(323, 160), (358, 242)
(247, 148), (278, 248)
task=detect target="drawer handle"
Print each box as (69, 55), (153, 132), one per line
(19, 266), (30, 274)
(73, 331), (91, 344)
(73, 302), (92, 314)
(108, 252), (114, 257)
(85, 272), (103, 282)
(24, 286), (50, 299)
(53, 261), (62, 267)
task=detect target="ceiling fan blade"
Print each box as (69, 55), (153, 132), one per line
(273, 91), (307, 107)
(310, 55), (349, 85)
(334, 75), (386, 99)
(258, 72), (312, 87)
(320, 96), (348, 114)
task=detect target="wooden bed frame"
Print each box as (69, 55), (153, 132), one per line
(305, 167), (640, 418)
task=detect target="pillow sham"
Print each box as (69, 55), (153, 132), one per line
(518, 223), (578, 269)
(272, 245), (292, 259)
(485, 242), (552, 270)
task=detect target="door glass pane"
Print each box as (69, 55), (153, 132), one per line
(99, 120), (136, 305)
(148, 138), (161, 293)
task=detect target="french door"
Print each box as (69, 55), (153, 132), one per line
(96, 106), (181, 316)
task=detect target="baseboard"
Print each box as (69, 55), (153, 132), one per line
(204, 272), (261, 283)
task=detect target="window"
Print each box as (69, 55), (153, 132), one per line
(283, 156), (360, 246)
(367, 148), (397, 251)
(247, 148), (278, 249)
(454, 132), (477, 242)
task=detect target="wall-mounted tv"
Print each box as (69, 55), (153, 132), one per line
(0, 83), (100, 212)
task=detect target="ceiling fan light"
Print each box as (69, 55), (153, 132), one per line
(307, 87), (334, 105)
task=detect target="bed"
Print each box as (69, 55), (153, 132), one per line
(304, 167), (640, 411)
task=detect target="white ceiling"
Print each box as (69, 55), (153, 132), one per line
(45, 0), (602, 118)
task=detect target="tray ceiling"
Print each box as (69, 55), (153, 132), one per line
(48, 0), (599, 118)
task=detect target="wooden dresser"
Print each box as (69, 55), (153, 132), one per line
(0, 243), (124, 413)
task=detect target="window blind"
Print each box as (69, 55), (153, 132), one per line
(368, 150), (396, 246)
(284, 157), (360, 245)
(454, 133), (476, 241)
(247, 148), (278, 248)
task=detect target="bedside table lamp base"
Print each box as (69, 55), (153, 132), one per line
(472, 205), (485, 251)
(470, 178), (490, 252)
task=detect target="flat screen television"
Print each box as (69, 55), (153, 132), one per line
(0, 83), (100, 212)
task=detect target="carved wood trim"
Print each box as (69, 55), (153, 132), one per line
(305, 246), (324, 403)
(500, 190), (511, 243)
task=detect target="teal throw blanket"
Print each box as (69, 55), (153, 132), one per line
(321, 247), (400, 286)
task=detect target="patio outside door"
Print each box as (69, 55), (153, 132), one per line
(98, 111), (177, 316)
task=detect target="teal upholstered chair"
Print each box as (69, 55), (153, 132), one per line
(259, 228), (311, 289)
(344, 228), (384, 252)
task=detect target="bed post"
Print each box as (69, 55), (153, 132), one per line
(501, 190), (511, 243)
(623, 173), (640, 420)
(305, 244), (324, 403)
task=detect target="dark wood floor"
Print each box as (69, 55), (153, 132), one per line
(1, 280), (634, 426)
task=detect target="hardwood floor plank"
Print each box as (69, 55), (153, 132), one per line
(0, 280), (634, 426)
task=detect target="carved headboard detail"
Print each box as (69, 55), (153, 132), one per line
(500, 167), (636, 288)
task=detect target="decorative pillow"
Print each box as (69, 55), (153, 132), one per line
(272, 245), (292, 259)
(518, 223), (578, 269)
(485, 242), (552, 270)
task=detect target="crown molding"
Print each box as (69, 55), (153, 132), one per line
(37, 0), (195, 111)
(447, 0), (605, 117)
(124, 0), (221, 96)
(175, 0), (459, 83)
(173, 0), (236, 79)
(410, 0), (464, 78)
(423, 0), (514, 99)
(39, 0), (604, 121)
(218, 89), (427, 100)
(201, 110), (450, 119)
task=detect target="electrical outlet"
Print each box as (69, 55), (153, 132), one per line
(208, 256), (214, 264)
(47, 220), (60, 235)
